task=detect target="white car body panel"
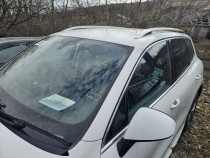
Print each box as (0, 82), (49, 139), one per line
(0, 123), (63, 158)
(0, 122), (101, 158)
(0, 26), (203, 158)
(124, 108), (176, 141)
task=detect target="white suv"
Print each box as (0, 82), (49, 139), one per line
(0, 26), (203, 158)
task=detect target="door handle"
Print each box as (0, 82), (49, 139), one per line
(196, 74), (202, 81)
(171, 99), (180, 109)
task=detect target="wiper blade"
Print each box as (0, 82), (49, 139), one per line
(0, 99), (6, 109)
(0, 111), (71, 155)
(0, 104), (6, 109)
(0, 116), (25, 129)
(0, 101), (25, 130)
(0, 62), (4, 67)
(0, 111), (71, 146)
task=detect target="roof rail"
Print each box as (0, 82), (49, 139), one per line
(134, 27), (184, 39)
(64, 25), (124, 31)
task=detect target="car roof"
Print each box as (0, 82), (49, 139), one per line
(53, 26), (190, 47)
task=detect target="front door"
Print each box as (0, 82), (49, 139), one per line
(101, 40), (178, 158)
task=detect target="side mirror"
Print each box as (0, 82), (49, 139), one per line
(117, 107), (176, 157)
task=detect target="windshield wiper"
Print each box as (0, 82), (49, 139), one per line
(0, 111), (71, 155)
(0, 116), (25, 129)
(0, 111), (71, 145)
(0, 104), (6, 109)
(0, 99), (6, 109)
(0, 100), (22, 128)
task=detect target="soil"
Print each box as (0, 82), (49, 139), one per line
(170, 78), (210, 158)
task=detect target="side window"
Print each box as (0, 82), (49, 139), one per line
(0, 44), (26, 64)
(185, 39), (195, 63)
(171, 39), (189, 80)
(127, 41), (171, 121)
(104, 41), (171, 144)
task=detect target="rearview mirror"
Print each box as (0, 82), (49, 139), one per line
(117, 107), (176, 157)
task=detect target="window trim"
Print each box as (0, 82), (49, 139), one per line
(183, 40), (191, 65)
(101, 36), (196, 154)
(184, 39), (195, 64)
(166, 40), (173, 85)
(168, 39), (176, 82)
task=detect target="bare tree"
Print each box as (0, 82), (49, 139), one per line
(2, 0), (209, 37)
(0, 0), (48, 36)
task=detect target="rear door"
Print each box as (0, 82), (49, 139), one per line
(184, 38), (203, 93)
(154, 38), (198, 131)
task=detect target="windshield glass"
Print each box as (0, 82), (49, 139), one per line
(0, 35), (132, 145)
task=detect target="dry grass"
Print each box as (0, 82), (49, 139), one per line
(194, 40), (210, 61)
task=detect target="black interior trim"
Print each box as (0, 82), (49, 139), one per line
(117, 135), (172, 157)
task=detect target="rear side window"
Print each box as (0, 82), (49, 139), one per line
(171, 39), (189, 80)
(185, 39), (195, 63)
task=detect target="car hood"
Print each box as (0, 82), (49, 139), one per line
(0, 123), (64, 158)
(0, 123), (101, 158)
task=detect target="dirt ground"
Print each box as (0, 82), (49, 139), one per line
(170, 79), (210, 158)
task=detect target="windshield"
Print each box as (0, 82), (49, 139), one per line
(0, 35), (132, 147)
